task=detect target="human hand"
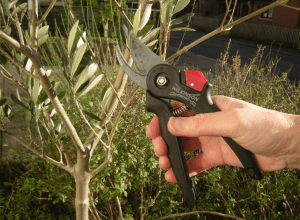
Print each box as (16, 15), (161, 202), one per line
(146, 95), (299, 183)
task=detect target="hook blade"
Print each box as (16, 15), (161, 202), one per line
(115, 45), (148, 90)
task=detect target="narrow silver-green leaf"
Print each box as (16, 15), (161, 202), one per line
(162, 0), (173, 24)
(102, 87), (112, 108)
(16, 88), (21, 101)
(8, 0), (18, 9)
(38, 34), (48, 47)
(137, 19), (155, 37)
(171, 13), (194, 25)
(70, 43), (87, 78)
(68, 20), (79, 55)
(0, 98), (7, 106)
(82, 110), (101, 121)
(32, 80), (40, 104)
(37, 25), (49, 39)
(74, 63), (98, 93)
(133, 7), (140, 36)
(171, 27), (195, 32)
(10, 93), (30, 111)
(78, 74), (104, 98)
(146, 39), (158, 47)
(2, 0), (9, 13)
(173, 0), (190, 14)
(4, 104), (11, 117)
(141, 27), (160, 44)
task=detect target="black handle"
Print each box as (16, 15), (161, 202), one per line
(194, 83), (263, 180)
(146, 92), (196, 211)
(146, 64), (262, 180)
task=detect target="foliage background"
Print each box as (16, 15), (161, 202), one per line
(0, 0), (300, 219)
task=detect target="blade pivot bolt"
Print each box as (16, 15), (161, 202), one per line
(190, 83), (194, 87)
(157, 76), (167, 86)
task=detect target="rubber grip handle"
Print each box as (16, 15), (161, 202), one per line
(146, 92), (196, 211)
(195, 83), (263, 180)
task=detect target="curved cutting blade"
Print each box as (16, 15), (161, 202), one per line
(130, 34), (168, 75)
(115, 45), (148, 90)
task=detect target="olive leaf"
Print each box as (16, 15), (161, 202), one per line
(37, 25), (49, 39)
(173, 0), (190, 15)
(10, 93), (30, 112)
(171, 27), (195, 32)
(70, 43), (87, 78)
(171, 13), (194, 25)
(74, 63), (98, 93)
(141, 27), (160, 44)
(0, 98), (7, 106)
(133, 6), (140, 36)
(78, 74), (104, 98)
(82, 110), (101, 121)
(11, 3), (27, 16)
(137, 19), (156, 37)
(68, 20), (79, 55)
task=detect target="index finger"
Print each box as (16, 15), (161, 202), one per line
(146, 115), (161, 139)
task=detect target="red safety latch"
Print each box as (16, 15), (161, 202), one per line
(185, 70), (207, 92)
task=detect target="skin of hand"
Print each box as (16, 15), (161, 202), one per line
(146, 95), (300, 183)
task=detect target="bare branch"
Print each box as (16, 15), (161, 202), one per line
(31, 0), (38, 50)
(61, 148), (74, 168)
(113, 0), (133, 29)
(154, 211), (245, 220)
(37, 0), (58, 26)
(91, 158), (111, 177)
(4, 131), (74, 173)
(0, 65), (28, 93)
(74, 99), (108, 149)
(84, 48), (132, 153)
(0, 47), (40, 81)
(281, 4), (300, 11)
(166, 0), (290, 63)
(0, 29), (32, 57)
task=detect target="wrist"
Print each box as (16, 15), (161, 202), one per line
(286, 114), (300, 170)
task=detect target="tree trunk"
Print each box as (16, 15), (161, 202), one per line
(75, 151), (91, 220)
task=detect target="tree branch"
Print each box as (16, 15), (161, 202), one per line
(166, 0), (290, 63)
(4, 131), (74, 173)
(154, 211), (245, 220)
(83, 48), (132, 154)
(113, 0), (133, 29)
(37, 0), (58, 26)
(0, 64), (28, 93)
(91, 157), (111, 177)
(0, 29), (32, 57)
(0, 47), (40, 81)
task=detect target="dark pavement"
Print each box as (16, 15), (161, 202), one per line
(167, 23), (300, 85)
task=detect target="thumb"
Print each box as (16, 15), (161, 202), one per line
(167, 109), (239, 138)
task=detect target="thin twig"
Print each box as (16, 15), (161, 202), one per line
(74, 99), (108, 149)
(113, 0), (133, 29)
(0, 47), (40, 81)
(166, 0), (290, 63)
(0, 64), (28, 93)
(3, 131), (73, 173)
(37, 0), (58, 26)
(91, 158), (111, 177)
(281, 4), (300, 11)
(154, 211), (245, 220)
(106, 176), (123, 219)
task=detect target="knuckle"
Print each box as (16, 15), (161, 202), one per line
(194, 113), (206, 135)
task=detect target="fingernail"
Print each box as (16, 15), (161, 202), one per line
(169, 117), (185, 132)
(189, 172), (197, 177)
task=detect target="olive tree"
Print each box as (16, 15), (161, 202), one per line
(0, 0), (296, 219)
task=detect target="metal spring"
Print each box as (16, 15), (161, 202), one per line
(171, 104), (192, 117)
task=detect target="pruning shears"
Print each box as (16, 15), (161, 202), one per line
(115, 34), (262, 211)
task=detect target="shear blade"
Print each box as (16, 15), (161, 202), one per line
(115, 45), (148, 90)
(130, 34), (168, 75)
